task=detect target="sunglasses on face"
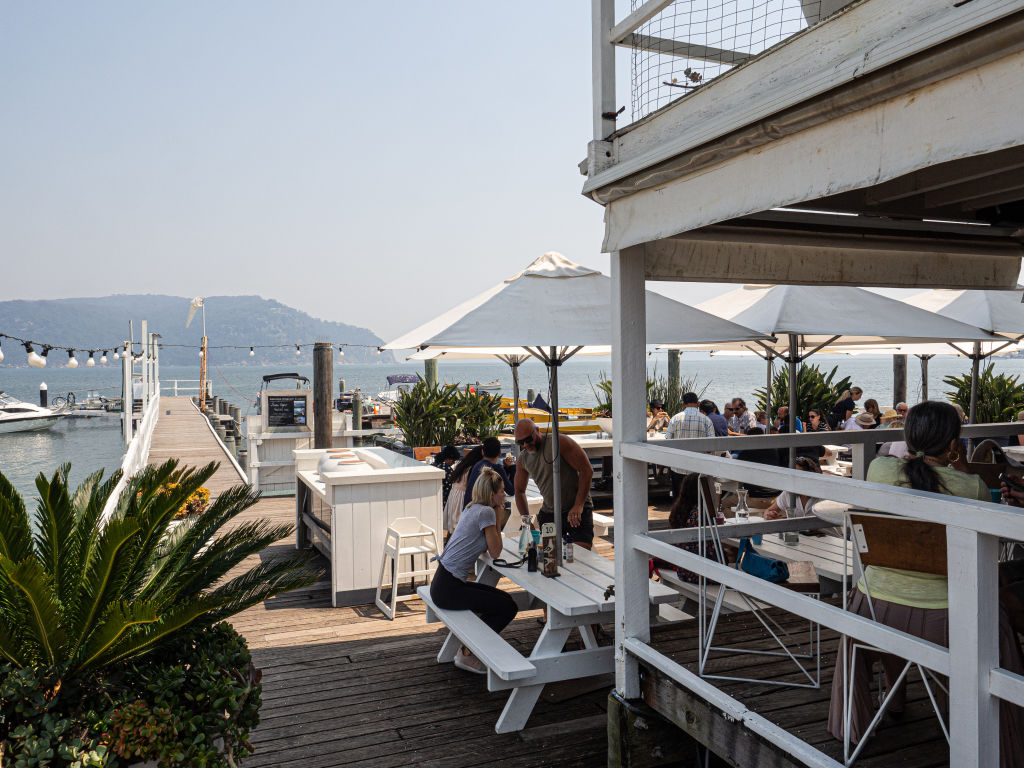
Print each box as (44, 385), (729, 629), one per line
(517, 435), (535, 448)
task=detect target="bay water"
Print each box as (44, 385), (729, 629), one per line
(2, 353), (1022, 504)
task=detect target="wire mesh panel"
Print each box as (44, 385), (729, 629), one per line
(630, 0), (821, 122)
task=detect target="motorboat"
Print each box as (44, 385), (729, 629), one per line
(376, 373), (420, 403)
(476, 380), (502, 391)
(0, 392), (68, 434)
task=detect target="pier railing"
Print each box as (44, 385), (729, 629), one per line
(161, 379), (210, 397)
(615, 424), (1024, 767)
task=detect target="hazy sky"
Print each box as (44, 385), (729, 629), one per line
(2, 2), (917, 342)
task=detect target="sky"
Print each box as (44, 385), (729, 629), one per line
(0, 2), (922, 343)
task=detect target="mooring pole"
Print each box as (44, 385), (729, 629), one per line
(313, 342), (334, 449)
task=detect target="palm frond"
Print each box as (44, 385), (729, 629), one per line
(205, 554), (322, 620)
(75, 600), (162, 671)
(0, 554), (66, 666)
(0, 470), (33, 563)
(33, 464), (77, 605)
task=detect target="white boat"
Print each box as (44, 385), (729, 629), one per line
(476, 379), (501, 391)
(0, 392), (67, 434)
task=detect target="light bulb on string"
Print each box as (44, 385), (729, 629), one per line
(86, 351), (95, 367)
(100, 351), (108, 364)
(295, 344), (301, 356)
(199, 349), (204, 358)
(40, 346), (51, 366)
(376, 348), (381, 356)
(113, 349), (119, 360)
(67, 349), (78, 368)
(337, 346), (344, 358)
(249, 346), (255, 357)
(25, 342), (45, 368)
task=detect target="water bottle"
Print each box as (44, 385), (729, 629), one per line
(527, 542), (538, 572)
(563, 534), (574, 564)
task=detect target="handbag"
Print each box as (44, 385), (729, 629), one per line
(735, 538), (789, 583)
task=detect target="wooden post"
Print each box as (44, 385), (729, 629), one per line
(970, 342), (982, 423)
(612, 248), (649, 699)
(893, 354), (908, 408)
(667, 350), (680, 394)
(607, 692), (693, 767)
(424, 359), (438, 387)
(313, 341), (334, 450)
(352, 393), (363, 446)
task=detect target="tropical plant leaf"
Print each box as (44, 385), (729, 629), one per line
(0, 554), (66, 666)
(754, 363), (853, 421)
(0, 471), (33, 564)
(32, 464), (77, 607)
(75, 600), (162, 671)
(204, 553), (321, 621)
(944, 363), (1024, 424)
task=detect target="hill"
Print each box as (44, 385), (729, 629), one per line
(0, 295), (392, 366)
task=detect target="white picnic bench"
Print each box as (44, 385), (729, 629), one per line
(419, 536), (676, 733)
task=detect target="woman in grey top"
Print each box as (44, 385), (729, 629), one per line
(431, 467), (517, 674)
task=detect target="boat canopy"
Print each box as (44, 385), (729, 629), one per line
(386, 374), (421, 386)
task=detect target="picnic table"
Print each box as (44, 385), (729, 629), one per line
(419, 536), (675, 733)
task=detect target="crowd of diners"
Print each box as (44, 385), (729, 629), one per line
(654, 393), (1024, 764)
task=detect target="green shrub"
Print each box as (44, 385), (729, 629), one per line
(454, 390), (504, 440)
(754, 363), (853, 421)
(588, 367), (710, 416)
(944, 363), (1024, 423)
(391, 381), (461, 447)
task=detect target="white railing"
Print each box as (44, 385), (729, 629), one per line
(100, 394), (160, 524)
(614, 426), (1024, 767)
(161, 379), (210, 397)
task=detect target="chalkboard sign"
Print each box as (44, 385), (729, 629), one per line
(267, 394), (308, 428)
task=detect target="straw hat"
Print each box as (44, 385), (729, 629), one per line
(855, 412), (876, 427)
(880, 408), (899, 423)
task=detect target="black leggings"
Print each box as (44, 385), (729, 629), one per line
(430, 564), (518, 634)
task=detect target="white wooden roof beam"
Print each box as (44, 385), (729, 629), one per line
(614, 33), (750, 66)
(608, 0), (677, 44)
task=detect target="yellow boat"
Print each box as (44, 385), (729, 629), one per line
(499, 401), (603, 434)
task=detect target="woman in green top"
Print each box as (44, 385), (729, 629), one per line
(827, 401), (1024, 765)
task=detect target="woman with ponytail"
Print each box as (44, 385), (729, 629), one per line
(828, 401), (1024, 764)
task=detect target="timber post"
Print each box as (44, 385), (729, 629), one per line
(667, 350), (680, 394)
(893, 354), (907, 407)
(607, 692), (696, 767)
(313, 341), (334, 450)
(424, 359), (438, 387)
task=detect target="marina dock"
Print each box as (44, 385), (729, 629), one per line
(148, 404), (946, 767)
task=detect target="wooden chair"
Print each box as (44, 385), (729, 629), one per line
(413, 445), (440, 462)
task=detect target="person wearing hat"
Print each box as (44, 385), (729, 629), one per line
(844, 411), (876, 431)
(879, 408), (901, 426)
(432, 445), (462, 507)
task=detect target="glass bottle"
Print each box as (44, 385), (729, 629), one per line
(518, 513), (534, 557)
(734, 488), (750, 521)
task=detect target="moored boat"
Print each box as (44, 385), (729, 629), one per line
(0, 392), (68, 434)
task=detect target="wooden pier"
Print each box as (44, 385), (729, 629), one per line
(149, 403), (949, 767)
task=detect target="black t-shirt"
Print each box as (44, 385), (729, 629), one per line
(829, 397), (855, 428)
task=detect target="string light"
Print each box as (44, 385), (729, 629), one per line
(67, 349), (79, 368)
(295, 344), (301, 356)
(100, 351), (108, 364)
(249, 346), (255, 357)
(113, 349), (120, 360)
(337, 346), (344, 358)
(86, 351), (95, 367)
(41, 346), (51, 366)
(25, 342), (45, 368)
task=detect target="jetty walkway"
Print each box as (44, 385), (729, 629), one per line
(146, 402), (946, 766)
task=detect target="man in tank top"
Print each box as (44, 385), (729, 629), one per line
(513, 418), (595, 548)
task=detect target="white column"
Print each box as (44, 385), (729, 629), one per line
(591, 0), (616, 141)
(140, 320), (149, 413)
(947, 526), (1000, 767)
(121, 341), (133, 446)
(612, 247), (648, 698)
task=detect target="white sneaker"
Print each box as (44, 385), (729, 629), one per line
(453, 649), (486, 675)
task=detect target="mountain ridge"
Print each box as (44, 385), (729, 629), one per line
(0, 294), (392, 366)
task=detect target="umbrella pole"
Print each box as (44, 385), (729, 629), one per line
(970, 342), (981, 424)
(512, 361), (521, 456)
(765, 354), (773, 430)
(788, 334), (798, 468)
(549, 348), (563, 566)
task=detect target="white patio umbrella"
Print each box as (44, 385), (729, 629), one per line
(662, 284), (1001, 462)
(903, 288), (1024, 421)
(383, 252), (772, 562)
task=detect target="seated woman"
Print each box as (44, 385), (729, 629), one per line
(827, 401), (1024, 764)
(647, 400), (670, 431)
(651, 473), (720, 584)
(430, 467), (518, 674)
(734, 427), (781, 509)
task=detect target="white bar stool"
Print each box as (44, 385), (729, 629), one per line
(375, 517), (440, 620)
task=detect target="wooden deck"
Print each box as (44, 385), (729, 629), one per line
(147, 411), (949, 767)
(148, 395), (245, 496)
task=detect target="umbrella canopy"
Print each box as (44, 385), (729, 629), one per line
(903, 288), (1024, 338)
(383, 252), (771, 351)
(384, 252), (771, 564)
(900, 288), (1024, 421)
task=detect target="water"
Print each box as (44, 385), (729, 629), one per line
(3, 354), (1023, 504)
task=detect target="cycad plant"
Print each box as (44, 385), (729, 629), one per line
(754, 363), (853, 421)
(391, 381), (462, 446)
(455, 389), (504, 440)
(0, 460), (318, 676)
(944, 363), (1024, 423)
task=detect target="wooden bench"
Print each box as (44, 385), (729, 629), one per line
(417, 586), (537, 682)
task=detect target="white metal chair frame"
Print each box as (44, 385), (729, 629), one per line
(695, 476), (822, 690)
(375, 517), (440, 620)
